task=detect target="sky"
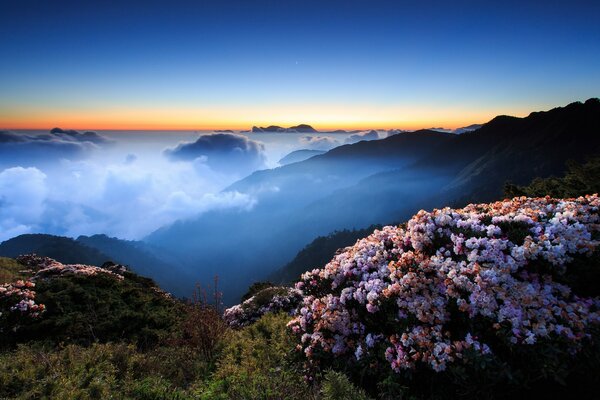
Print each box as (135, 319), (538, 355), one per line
(1, 0), (599, 130)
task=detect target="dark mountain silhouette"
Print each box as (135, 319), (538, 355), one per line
(76, 234), (193, 296)
(0, 233), (190, 296)
(288, 124), (318, 133)
(453, 124), (482, 134)
(251, 124), (318, 133)
(146, 99), (600, 304)
(0, 234), (112, 266)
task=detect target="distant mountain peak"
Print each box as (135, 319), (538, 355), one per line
(251, 124), (317, 133)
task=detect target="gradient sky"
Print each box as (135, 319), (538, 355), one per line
(1, 0), (599, 130)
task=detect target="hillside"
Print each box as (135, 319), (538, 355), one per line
(0, 234), (191, 296)
(278, 149), (326, 165)
(224, 195), (600, 399)
(0, 234), (112, 266)
(2, 195), (599, 399)
(0, 255), (178, 348)
(269, 225), (382, 284)
(146, 99), (600, 304)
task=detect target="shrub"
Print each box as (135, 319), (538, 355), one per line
(321, 370), (372, 400)
(505, 156), (600, 198)
(224, 286), (303, 329)
(201, 312), (314, 400)
(289, 195), (600, 399)
(241, 281), (275, 302)
(0, 256), (180, 349)
(0, 342), (216, 399)
(168, 284), (228, 363)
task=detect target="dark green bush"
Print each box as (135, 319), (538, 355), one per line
(505, 156), (600, 198)
(1, 271), (180, 349)
(200, 313), (315, 400)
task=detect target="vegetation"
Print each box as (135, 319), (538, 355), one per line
(0, 257), (368, 400)
(2, 189), (600, 399)
(0, 257), (30, 283)
(505, 156), (600, 198)
(2, 270), (179, 349)
(269, 225), (383, 284)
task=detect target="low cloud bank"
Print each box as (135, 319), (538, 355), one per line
(299, 135), (340, 151)
(344, 130), (380, 144)
(164, 133), (267, 175)
(0, 128), (113, 168)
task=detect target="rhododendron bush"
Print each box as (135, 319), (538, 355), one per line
(0, 280), (45, 335)
(288, 195), (600, 391)
(224, 286), (303, 329)
(1, 255), (177, 348)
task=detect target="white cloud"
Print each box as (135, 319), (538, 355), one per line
(299, 135), (340, 151)
(0, 167), (48, 241)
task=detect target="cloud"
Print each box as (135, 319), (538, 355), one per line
(345, 130), (380, 144)
(164, 133), (267, 175)
(299, 135), (340, 151)
(0, 167), (48, 241)
(48, 127), (112, 145)
(124, 154), (138, 164)
(0, 128), (113, 169)
(0, 151), (258, 240)
(161, 191), (256, 218)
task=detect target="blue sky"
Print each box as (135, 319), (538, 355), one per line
(1, 0), (599, 129)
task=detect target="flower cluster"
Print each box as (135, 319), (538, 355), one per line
(20, 255), (126, 282)
(288, 195), (600, 373)
(224, 286), (304, 329)
(0, 280), (45, 325)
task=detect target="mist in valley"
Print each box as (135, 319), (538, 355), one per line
(2, 99), (599, 304)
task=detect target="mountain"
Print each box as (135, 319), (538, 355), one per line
(0, 234), (112, 266)
(147, 130), (455, 303)
(252, 125), (285, 132)
(278, 149), (326, 165)
(76, 234), (193, 296)
(147, 99), (600, 304)
(428, 124), (482, 134)
(452, 123), (482, 134)
(0, 233), (191, 296)
(288, 124), (318, 133)
(251, 124), (318, 133)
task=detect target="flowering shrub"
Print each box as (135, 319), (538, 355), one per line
(224, 286), (303, 329)
(1, 255), (178, 348)
(0, 280), (46, 334)
(1, 255), (130, 338)
(15, 254), (126, 281)
(288, 195), (600, 382)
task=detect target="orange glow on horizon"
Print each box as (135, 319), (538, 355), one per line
(0, 103), (534, 131)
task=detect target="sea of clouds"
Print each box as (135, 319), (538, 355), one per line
(0, 128), (382, 241)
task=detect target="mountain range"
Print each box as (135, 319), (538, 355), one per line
(146, 98), (600, 303)
(2, 99), (599, 304)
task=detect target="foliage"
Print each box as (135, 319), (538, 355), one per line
(0, 256), (180, 350)
(505, 156), (600, 198)
(224, 286), (303, 329)
(241, 281), (274, 302)
(168, 284), (228, 361)
(0, 343), (209, 400)
(320, 370), (372, 400)
(0, 257), (30, 283)
(290, 195), (600, 399)
(200, 313), (315, 400)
